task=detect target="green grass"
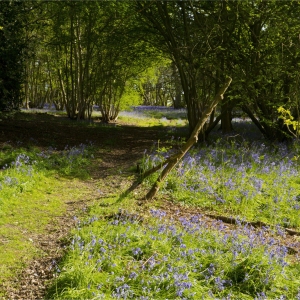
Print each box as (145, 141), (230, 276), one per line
(118, 110), (188, 128)
(143, 109), (187, 120)
(142, 138), (300, 229)
(2, 111), (300, 299)
(45, 201), (300, 299)
(43, 117), (300, 299)
(0, 176), (60, 282)
(0, 142), (95, 294)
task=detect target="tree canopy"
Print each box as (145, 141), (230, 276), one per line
(0, 1), (27, 111)
(1, 0), (300, 141)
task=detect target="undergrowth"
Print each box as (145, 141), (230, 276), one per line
(0, 141), (94, 289)
(44, 117), (300, 299)
(2, 111), (300, 299)
(46, 208), (300, 299)
(142, 137), (300, 229)
(118, 110), (187, 128)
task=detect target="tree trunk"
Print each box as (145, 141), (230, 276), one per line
(24, 63), (29, 109)
(221, 95), (233, 134)
(172, 62), (182, 109)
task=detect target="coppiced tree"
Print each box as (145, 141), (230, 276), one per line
(47, 1), (109, 120)
(136, 1), (300, 141)
(25, 1), (159, 121)
(136, 1), (236, 137)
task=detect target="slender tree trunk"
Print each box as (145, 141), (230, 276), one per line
(70, 5), (76, 119)
(24, 63), (29, 109)
(58, 69), (67, 112)
(221, 95), (233, 134)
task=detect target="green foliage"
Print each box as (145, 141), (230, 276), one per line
(227, 1), (300, 140)
(135, 59), (178, 107)
(0, 1), (27, 111)
(277, 106), (300, 138)
(24, 1), (162, 121)
(119, 87), (141, 111)
(1, 0), (299, 138)
(136, 1), (300, 139)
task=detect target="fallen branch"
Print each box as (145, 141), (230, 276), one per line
(206, 213), (299, 254)
(144, 77), (232, 200)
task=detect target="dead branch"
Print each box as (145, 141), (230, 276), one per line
(144, 77), (232, 200)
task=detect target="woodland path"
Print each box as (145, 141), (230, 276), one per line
(0, 112), (168, 299)
(0, 112), (299, 299)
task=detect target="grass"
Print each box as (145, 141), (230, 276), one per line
(118, 109), (188, 128)
(2, 108), (300, 299)
(142, 136), (300, 229)
(21, 106), (188, 128)
(0, 141), (95, 294)
(0, 175), (60, 283)
(46, 204), (300, 299)
(45, 112), (300, 299)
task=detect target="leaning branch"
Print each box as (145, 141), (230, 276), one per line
(144, 77), (232, 200)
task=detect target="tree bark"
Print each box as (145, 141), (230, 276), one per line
(221, 95), (233, 134)
(144, 77), (232, 200)
(242, 104), (267, 136)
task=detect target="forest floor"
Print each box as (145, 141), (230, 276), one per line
(0, 111), (299, 299)
(0, 111), (170, 299)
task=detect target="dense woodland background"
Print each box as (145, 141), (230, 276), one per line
(1, 0), (300, 141)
